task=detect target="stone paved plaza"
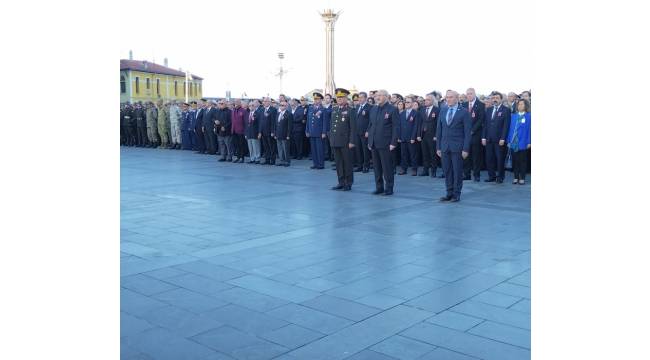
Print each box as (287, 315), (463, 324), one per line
(121, 147), (531, 360)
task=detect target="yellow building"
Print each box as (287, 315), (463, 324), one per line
(120, 59), (203, 104)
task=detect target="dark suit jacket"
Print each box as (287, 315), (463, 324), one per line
(436, 106), (472, 153)
(329, 105), (356, 147)
(275, 110), (293, 139)
(482, 104), (511, 142)
(355, 103), (371, 137)
(367, 103), (399, 150)
(399, 109), (420, 142)
(194, 108), (204, 131)
(463, 100), (485, 143)
(259, 106), (277, 136)
(202, 107), (217, 129)
(215, 107), (232, 136)
(418, 105), (440, 138)
(244, 106), (261, 138)
(291, 105), (307, 133)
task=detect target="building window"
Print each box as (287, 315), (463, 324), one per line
(135, 77), (139, 94)
(193, 83), (196, 97)
(199, 83), (202, 94)
(156, 79), (160, 96)
(174, 81), (178, 96)
(183, 81), (186, 96)
(146, 78), (150, 89)
(120, 75), (126, 93)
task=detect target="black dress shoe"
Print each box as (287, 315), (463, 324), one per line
(439, 195), (452, 202)
(354, 168), (362, 172)
(331, 185), (344, 190)
(310, 165), (317, 169)
(372, 189), (384, 195)
(343, 185), (351, 191)
(450, 197), (460, 202)
(362, 168), (369, 173)
(317, 166), (325, 169)
(398, 170), (407, 175)
(463, 175), (471, 181)
(383, 189), (394, 196)
(484, 178), (496, 182)
(218, 158), (226, 162)
(438, 174), (445, 178)
(473, 178), (480, 182)
(418, 170), (429, 176)
(496, 178), (503, 184)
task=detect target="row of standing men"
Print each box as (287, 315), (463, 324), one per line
(120, 88), (530, 199)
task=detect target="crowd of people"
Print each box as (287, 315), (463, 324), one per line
(120, 88), (531, 200)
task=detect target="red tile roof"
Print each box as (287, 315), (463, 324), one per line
(120, 59), (203, 80)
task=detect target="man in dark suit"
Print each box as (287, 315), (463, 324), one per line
(417, 93), (440, 177)
(398, 96), (420, 176)
(274, 100), (293, 166)
(245, 99), (262, 163)
(353, 92), (372, 173)
(202, 100), (218, 155)
(258, 97), (277, 165)
(215, 100), (233, 161)
(193, 99), (206, 153)
(329, 88), (357, 191)
(482, 91), (511, 183)
(436, 90), (472, 202)
(290, 97), (307, 160)
(367, 89), (399, 196)
(462, 88), (486, 181)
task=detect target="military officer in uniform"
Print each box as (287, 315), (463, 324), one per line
(169, 101), (182, 149)
(329, 88), (357, 191)
(134, 102), (147, 147)
(156, 100), (170, 148)
(306, 92), (327, 169)
(145, 102), (159, 148)
(180, 102), (192, 150)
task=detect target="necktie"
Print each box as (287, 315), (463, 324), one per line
(492, 106), (497, 119)
(427, 107), (432, 117)
(357, 105), (362, 115)
(447, 108), (454, 125)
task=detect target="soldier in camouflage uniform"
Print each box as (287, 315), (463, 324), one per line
(157, 100), (170, 148)
(169, 101), (182, 149)
(145, 102), (159, 148)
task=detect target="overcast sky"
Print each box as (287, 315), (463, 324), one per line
(120, 0), (532, 99)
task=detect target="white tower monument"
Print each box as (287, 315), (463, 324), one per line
(320, 9), (341, 97)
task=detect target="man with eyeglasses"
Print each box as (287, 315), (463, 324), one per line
(275, 100), (293, 166)
(437, 90), (472, 202)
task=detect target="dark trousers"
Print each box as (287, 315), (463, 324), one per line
(333, 146), (354, 186)
(354, 134), (371, 169)
(126, 126), (136, 146)
(400, 141), (418, 171)
(323, 137), (332, 161)
(513, 149), (529, 180)
(120, 126), (125, 145)
(232, 134), (246, 158)
(442, 150), (464, 199)
(485, 141), (506, 180)
(189, 130), (197, 150)
(310, 137), (324, 167)
(464, 140), (483, 178)
(181, 130), (192, 150)
(290, 131), (305, 158)
(204, 128), (217, 154)
(371, 147), (395, 191)
(421, 131), (438, 173)
(136, 126), (147, 146)
(194, 128), (205, 152)
(262, 134), (276, 163)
